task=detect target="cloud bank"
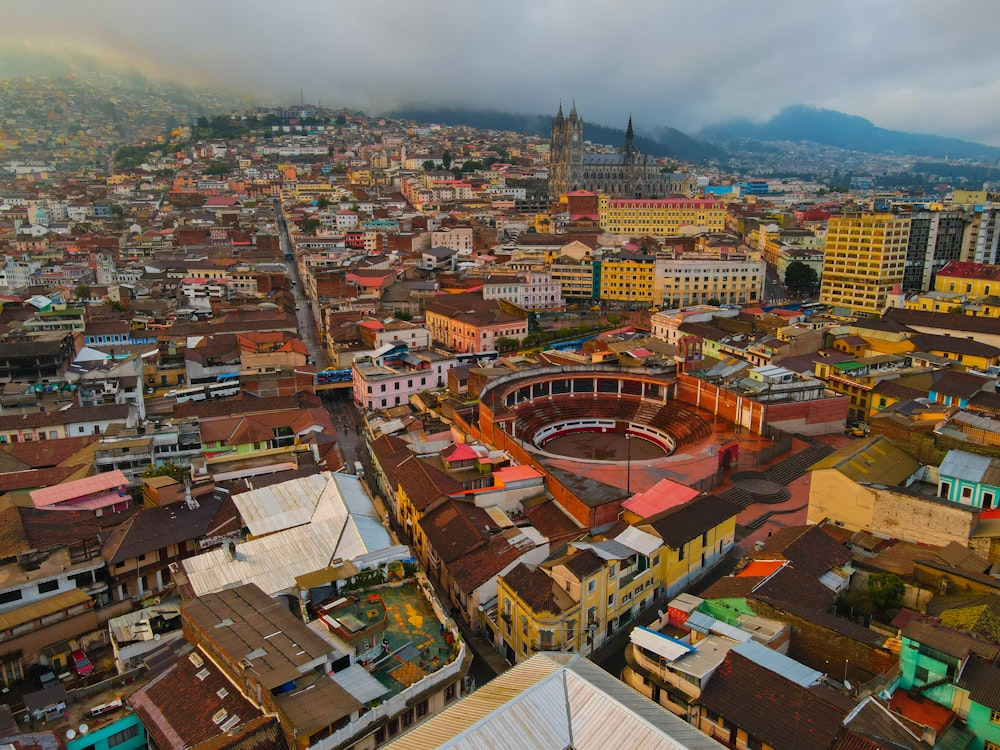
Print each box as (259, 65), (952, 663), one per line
(5, 0), (1000, 144)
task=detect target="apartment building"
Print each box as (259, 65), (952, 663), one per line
(653, 248), (765, 308)
(819, 213), (911, 316)
(598, 197), (727, 236)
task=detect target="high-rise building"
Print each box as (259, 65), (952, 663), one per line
(970, 204), (1000, 265)
(901, 208), (971, 291)
(819, 213), (911, 316)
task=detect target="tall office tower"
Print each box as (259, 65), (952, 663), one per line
(820, 213), (911, 316)
(902, 208), (971, 291)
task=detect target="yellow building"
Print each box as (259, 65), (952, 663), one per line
(819, 213), (911, 316)
(600, 254), (656, 304)
(933, 261), (1000, 317)
(598, 196), (727, 236)
(495, 495), (737, 664)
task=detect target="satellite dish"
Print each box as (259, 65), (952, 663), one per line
(66, 730), (76, 740)
(153, 634), (161, 641)
(79, 724), (89, 734)
(844, 680), (853, 691)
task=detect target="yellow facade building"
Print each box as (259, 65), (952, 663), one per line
(600, 254), (656, 304)
(598, 196), (727, 236)
(495, 495), (737, 664)
(819, 213), (911, 316)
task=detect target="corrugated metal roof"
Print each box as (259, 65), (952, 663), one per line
(574, 539), (636, 560)
(940, 449), (992, 484)
(30, 470), (128, 507)
(613, 525), (663, 557)
(630, 626), (694, 661)
(232, 473), (328, 537)
(0, 587), (91, 631)
(383, 652), (725, 750)
(732, 640), (823, 687)
(330, 663), (390, 704)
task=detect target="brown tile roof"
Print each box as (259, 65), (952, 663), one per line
(642, 494), (739, 549)
(957, 655), (1000, 712)
(395, 454), (463, 512)
(523, 499), (582, 543)
(0, 466), (80, 493)
(698, 651), (848, 750)
(102, 495), (226, 565)
(18, 505), (130, 549)
(130, 646), (264, 750)
(753, 564), (839, 611)
(699, 575), (760, 600)
(561, 548), (605, 579)
(885, 307), (1000, 335)
(756, 524), (852, 577)
(902, 620), (1000, 661)
(0, 404), (130, 431)
(447, 528), (537, 592)
(503, 563), (566, 614)
(931, 369), (991, 399)
(750, 597), (886, 647)
(418, 500), (495, 563)
(175, 392), (321, 420)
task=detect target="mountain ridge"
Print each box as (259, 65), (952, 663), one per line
(383, 106), (724, 164)
(700, 105), (1000, 162)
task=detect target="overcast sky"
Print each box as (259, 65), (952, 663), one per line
(5, 0), (1000, 144)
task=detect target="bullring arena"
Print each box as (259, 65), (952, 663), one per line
(459, 362), (848, 548)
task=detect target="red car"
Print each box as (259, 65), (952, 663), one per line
(70, 649), (93, 677)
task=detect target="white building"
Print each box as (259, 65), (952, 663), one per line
(483, 271), (563, 310)
(353, 347), (457, 411)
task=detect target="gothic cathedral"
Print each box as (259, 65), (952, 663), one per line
(548, 103), (695, 200)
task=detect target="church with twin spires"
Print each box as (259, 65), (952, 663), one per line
(548, 102), (695, 200)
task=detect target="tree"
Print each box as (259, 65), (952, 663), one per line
(785, 261), (819, 297)
(73, 284), (92, 301)
(836, 572), (905, 624)
(706, 298), (722, 306)
(495, 337), (520, 353)
(316, 196), (331, 209)
(142, 461), (187, 482)
(205, 161), (235, 176)
(299, 219), (321, 236)
(422, 160), (436, 172)
(442, 150), (453, 170)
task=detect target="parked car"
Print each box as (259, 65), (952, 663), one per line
(70, 649), (94, 677)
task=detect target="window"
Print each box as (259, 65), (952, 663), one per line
(0, 589), (22, 604)
(916, 666), (930, 683)
(962, 486), (973, 500)
(991, 709), (1000, 726)
(445, 683), (457, 702)
(587, 578), (596, 593)
(677, 544), (685, 561)
(387, 718), (399, 737)
(38, 580), (59, 594)
(416, 699), (429, 718)
(401, 708), (414, 728)
(107, 725), (140, 747)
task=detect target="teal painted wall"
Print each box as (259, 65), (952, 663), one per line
(66, 711), (146, 750)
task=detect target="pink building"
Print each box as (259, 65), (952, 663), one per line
(29, 471), (131, 515)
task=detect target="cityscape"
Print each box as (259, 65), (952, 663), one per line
(1, 4), (1000, 750)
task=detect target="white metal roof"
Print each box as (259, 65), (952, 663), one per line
(232, 473), (329, 537)
(330, 663), (390, 704)
(630, 626), (694, 662)
(183, 474), (395, 597)
(613, 525), (663, 557)
(939, 449), (992, 483)
(732, 640), (823, 687)
(382, 652), (725, 750)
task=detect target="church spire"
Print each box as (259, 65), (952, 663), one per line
(626, 114), (634, 141)
(556, 100), (564, 120)
(625, 114), (635, 162)
(569, 98), (578, 121)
